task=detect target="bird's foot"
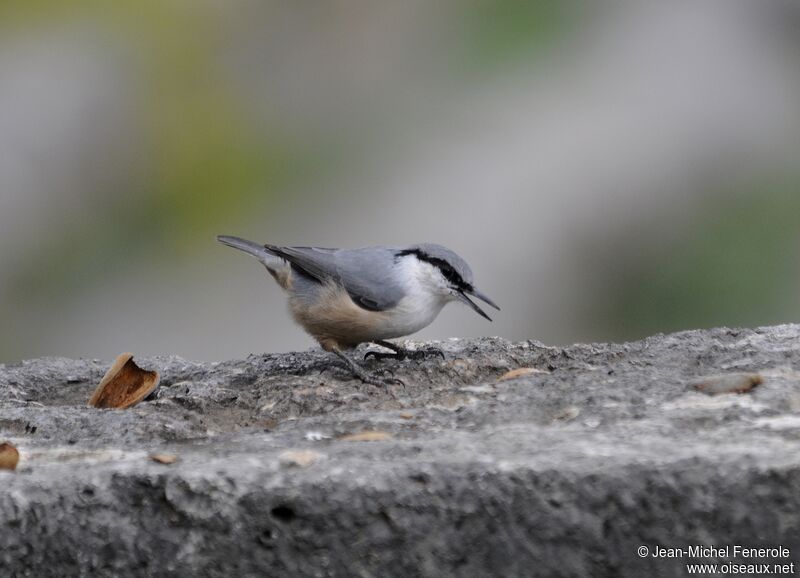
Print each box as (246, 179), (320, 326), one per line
(332, 349), (405, 389)
(364, 340), (446, 362)
(360, 367), (406, 389)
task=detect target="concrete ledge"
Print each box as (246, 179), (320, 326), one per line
(3, 326), (800, 576)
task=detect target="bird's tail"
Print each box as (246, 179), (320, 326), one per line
(217, 235), (286, 269)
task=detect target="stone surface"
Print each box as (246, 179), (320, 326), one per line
(3, 326), (800, 576)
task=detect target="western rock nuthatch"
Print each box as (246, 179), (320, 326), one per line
(217, 235), (500, 387)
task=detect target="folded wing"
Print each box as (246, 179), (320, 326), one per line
(264, 245), (405, 311)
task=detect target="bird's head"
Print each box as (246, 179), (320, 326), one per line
(396, 244), (500, 321)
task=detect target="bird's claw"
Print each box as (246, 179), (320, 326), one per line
(384, 376), (406, 388)
(371, 368), (406, 388)
(360, 372), (405, 389)
(414, 347), (446, 361)
(332, 349), (405, 391)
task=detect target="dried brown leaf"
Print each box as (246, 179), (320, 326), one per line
(279, 450), (323, 468)
(339, 431), (393, 442)
(89, 353), (160, 409)
(150, 453), (178, 465)
(692, 373), (763, 395)
(0, 442), (20, 471)
(497, 367), (547, 382)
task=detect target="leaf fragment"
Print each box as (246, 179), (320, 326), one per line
(89, 353), (160, 409)
(279, 450), (323, 468)
(150, 453), (178, 465)
(692, 373), (763, 395)
(0, 442), (20, 471)
(497, 367), (547, 382)
(339, 431), (393, 442)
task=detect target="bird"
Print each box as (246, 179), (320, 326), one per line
(217, 235), (500, 387)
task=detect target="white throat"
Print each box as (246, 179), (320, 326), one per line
(376, 256), (452, 338)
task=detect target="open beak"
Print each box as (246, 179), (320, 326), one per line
(455, 286), (500, 322)
(467, 286), (501, 311)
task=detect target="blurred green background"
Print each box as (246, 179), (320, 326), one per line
(1, 1), (798, 362)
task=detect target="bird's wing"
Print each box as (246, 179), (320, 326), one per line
(264, 245), (406, 311)
(264, 245), (337, 285)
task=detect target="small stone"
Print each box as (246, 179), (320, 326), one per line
(399, 412), (414, 420)
(260, 401), (277, 412)
(583, 417), (602, 429)
(551, 406), (580, 422)
(461, 384), (495, 394)
(692, 373), (763, 395)
(260, 418), (279, 431)
(305, 431), (331, 441)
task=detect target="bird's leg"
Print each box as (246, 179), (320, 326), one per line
(364, 340), (445, 361)
(331, 349), (405, 388)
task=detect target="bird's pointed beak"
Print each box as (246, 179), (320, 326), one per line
(466, 286), (501, 311)
(455, 290), (493, 322)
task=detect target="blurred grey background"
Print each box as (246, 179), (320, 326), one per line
(1, 0), (799, 363)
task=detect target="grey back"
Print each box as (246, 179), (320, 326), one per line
(265, 245), (407, 311)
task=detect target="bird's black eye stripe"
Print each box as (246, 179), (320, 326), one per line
(429, 258), (461, 286)
(396, 249), (467, 289)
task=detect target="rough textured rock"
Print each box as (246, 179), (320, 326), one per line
(3, 326), (800, 577)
